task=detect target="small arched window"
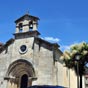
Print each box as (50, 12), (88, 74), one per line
(19, 23), (23, 32)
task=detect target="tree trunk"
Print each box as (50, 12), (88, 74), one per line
(80, 73), (82, 88)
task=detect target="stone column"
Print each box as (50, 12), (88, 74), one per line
(33, 21), (37, 31)
(12, 82), (14, 88)
(7, 80), (12, 88)
(14, 83), (17, 88)
(28, 79), (32, 87)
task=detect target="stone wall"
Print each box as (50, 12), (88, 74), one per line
(0, 36), (63, 88)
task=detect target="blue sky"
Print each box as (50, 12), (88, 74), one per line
(0, 0), (88, 51)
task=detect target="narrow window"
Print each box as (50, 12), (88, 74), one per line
(19, 23), (23, 32)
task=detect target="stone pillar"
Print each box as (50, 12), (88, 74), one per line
(23, 20), (29, 32)
(28, 79), (32, 87)
(12, 82), (14, 88)
(33, 21), (37, 31)
(15, 23), (19, 33)
(7, 80), (11, 88)
(16, 27), (19, 33)
(14, 83), (17, 88)
(7, 79), (18, 88)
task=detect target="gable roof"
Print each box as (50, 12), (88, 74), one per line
(15, 14), (40, 23)
(0, 37), (62, 54)
(34, 37), (60, 51)
(0, 38), (14, 53)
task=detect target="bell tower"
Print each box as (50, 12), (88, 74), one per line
(14, 13), (40, 39)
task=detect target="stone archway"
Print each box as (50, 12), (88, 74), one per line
(5, 59), (35, 88)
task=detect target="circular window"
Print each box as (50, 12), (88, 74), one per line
(19, 45), (27, 54)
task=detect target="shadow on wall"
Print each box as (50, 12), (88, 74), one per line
(28, 85), (66, 88)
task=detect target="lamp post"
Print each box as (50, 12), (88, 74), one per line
(75, 54), (80, 88)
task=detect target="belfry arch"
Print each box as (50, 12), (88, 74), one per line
(5, 59), (36, 88)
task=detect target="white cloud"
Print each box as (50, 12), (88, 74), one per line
(60, 42), (82, 51)
(60, 45), (70, 51)
(43, 37), (60, 43)
(41, 37), (84, 52)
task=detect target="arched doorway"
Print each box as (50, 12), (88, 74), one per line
(20, 74), (28, 88)
(6, 59), (36, 88)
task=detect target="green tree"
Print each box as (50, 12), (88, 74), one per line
(60, 42), (88, 88)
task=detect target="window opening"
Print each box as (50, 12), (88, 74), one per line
(19, 23), (23, 32)
(29, 21), (33, 31)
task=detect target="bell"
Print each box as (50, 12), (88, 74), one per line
(29, 24), (33, 29)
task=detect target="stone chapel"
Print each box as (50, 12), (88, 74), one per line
(0, 13), (65, 88)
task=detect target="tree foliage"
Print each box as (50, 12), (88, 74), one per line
(60, 42), (88, 69)
(60, 42), (88, 88)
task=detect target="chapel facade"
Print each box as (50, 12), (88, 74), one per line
(0, 13), (64, 88)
